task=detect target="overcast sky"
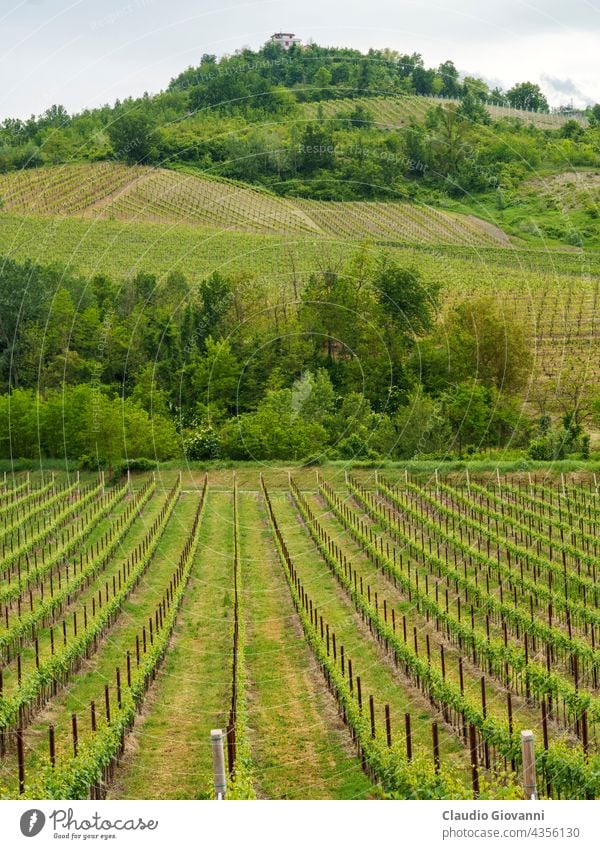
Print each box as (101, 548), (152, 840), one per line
(1, 0), (599, 119)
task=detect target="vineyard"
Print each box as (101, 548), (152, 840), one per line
(1, 163), (600, 401)
(1, 467), (600, 800)
(0, 163), (507, 245)
(302, 94), (588, 130)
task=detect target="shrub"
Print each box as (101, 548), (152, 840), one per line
(183, 426), (220, 460)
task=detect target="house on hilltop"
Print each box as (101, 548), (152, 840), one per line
(270, 32), (302, 49)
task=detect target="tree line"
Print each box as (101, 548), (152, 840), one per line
(0, 252), (593, 467)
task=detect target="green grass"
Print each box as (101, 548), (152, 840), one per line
(301, 95), (584, 131)
(3, 202), (600, 398)
(1, 468), (598, 798)
(1, 209), (599, 284)
(0, 488), (157, 698)
(310, 485), (555, 742)
(0, 162), (509, 246)
(239, 490), (372, 799)
(431, 168), (600, 250)
(109, 490), (234, 799)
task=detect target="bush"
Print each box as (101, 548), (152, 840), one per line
(301, 454), (324, 467)
(565, 229), (584, 247)
(78, 453), (108, 471)
(183, 426), (220, 460)
(528, 427), (590, 460)
(333, 429), (379, 460)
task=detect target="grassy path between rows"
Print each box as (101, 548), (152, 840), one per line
(339, 487), (572, 745)
(109, 490), (234, 799)
(239, 491), (372, 799)
(0, 488), (167, 790)
(0, 489), (153, 698)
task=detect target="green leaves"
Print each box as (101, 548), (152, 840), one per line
(9, 477), (196, 800)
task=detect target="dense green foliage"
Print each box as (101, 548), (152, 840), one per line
(1, 248), (588, 465)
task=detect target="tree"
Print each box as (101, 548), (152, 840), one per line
(438, 61), (461, 97)
(339, 104), (373, 128)
(0, 389), (37, 458)
(427, 104), (471, 176)
(444, 297), (532, 393)
(221, 389), (327, 460)
(193, 337), (240, 420)
(107, 111), (158, 164)
(397, 53), (423, 80)
(197, 272), (234, 347)
(412, 66), (436, 95)
(489, 87), (507, 106)
(313, 66), (333, 91)
(457, 93), (490, 125)
(506, 82), (549, 113)
(462, 77), (490, 101)
(372, 257), (440, 342)
(327, 392), (380, 459)
(588, 104), (600, 126)
(131, 363), (171, 417)
(559, 119), (584, 139)
(299, 123), (335, 172)
(290, 369), (335, 423)
(40, 104), (70, 128)
(441, 379), (491, 453)
(391, 386), (449, 458)
(299, 267), (357, 362)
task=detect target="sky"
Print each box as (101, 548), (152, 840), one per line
(1, 0), (599, 120)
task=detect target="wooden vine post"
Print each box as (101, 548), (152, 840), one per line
(521, 730), (538, 800)
(211, 729), (227, 800)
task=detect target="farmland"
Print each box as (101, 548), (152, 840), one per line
(2, 21), (600, 815)
(1, 163), (600, 407)
(0, 162), (507, 244)
(0, 466), (599, 800)
(302, 94), (588, 130)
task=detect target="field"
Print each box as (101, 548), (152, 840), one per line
(302, 94), (588, 130)
(0, 466), (599, 800)
(1, 205), (599, 398)
(0, 162), (507, 245)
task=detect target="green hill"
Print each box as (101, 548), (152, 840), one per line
(0, 162), (509, 246)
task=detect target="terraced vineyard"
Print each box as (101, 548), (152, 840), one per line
(1, 163), (600, 396)
(302, 94), (588, 129)
(0, 163), (507, 245)
(0, 163), (147, 217)
(1, 468), (599, 800)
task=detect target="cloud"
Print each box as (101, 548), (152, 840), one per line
(440, 0), (600, 38)
(541, 73), (595, 105)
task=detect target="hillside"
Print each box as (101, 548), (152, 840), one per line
(0, 206), (598, 406)
(302, 94), (586, 130)
(2, 161), (600, 404)
(4, 26), (600, 813)
(0, 162), (509, 246)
